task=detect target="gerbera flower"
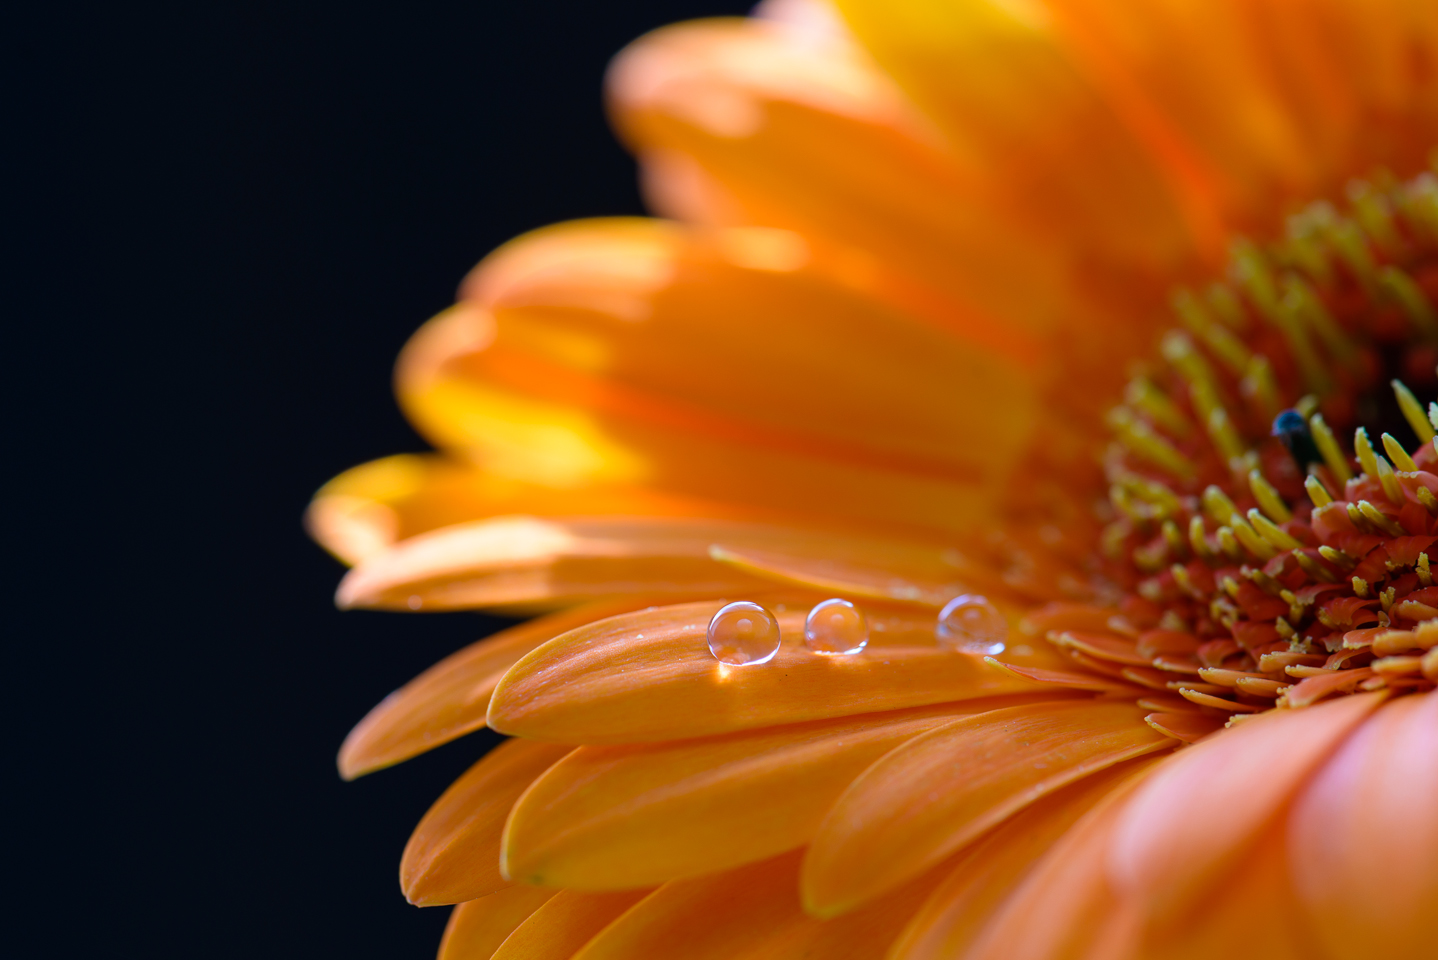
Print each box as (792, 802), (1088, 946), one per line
(309, 1), (1438, 957)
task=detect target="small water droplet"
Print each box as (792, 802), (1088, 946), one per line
(707, 601), (782, 665)
(407, 595), (423, 610)
(936, 594), (1007, 655)
(804, 598), (868, 655)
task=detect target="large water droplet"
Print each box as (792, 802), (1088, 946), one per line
(707, 601), (782, 665)
(936, 594), (1007, 655)
(804, 598), (868, 655)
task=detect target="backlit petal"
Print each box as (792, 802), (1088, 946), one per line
(339, 598), (690, 778)
(401, 739), (572, 906)
(487, 600), (1041, 743)
(501, 697), (1063, 890)
(801, 698), (1172, 916)
(335, 516), (781, 611)
(1107, 691), (1384, 926)
(437, 885), (556, 960)
(490, 890), (652, 960)
(1288, 691), (1438, 960)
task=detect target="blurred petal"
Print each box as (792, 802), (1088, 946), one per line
(1107, 691), (1384, 926)
(437, 885), (556, 960)
(801, 699), (1172, 916)
(570, 850), (935, 960)
(490, 889), (652, 960)
(1288, 691), (1438, 960)
(335, 516), (782, 611)
(888, 756), (1161, 960)
(832, 0), (1216, 271)
(501, 696), (1063, 890)
(339, 598), (690, 778)
(487, 600), (1041, 743)
(401, 739), (572, 906)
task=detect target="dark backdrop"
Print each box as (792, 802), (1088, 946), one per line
(12, 2), (748, 956)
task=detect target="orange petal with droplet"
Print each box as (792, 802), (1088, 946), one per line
(889, 756), (1161, 960)
(501, 697), (1062, 890)
(339, 598), (689, 779)
(801, 699), (1172, 916)
(490, 889), (652, 960)
(402, 739), (572, 906)
(487, 600), (1041, 744)
(336, 516), (784, 611)
(437, 885), (556, 960)
(570, 849), (936, 960)
(1107, 691), (1384, 925)
(1289, 691), (1438, 960)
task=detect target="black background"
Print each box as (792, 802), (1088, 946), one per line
(12, 2), (748, 956)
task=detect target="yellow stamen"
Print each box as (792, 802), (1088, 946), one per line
(1378, 265), (1438, 337)
(1172, 288), (1250, 373)
(1352, 576), (1370, 598)
(1123, 379), (1190, 437)
(1216, 526), (1245, 562)
(1241, 355), (1281, 422)
(1381, 432), (1418, 472)
(1374, 455), (1405, 505)
(1319, 545), (1356, 570)
(1188, 516), (1216, 564)
(1202, 485), (1240, 525)
(1392, 380), (1436, 443)
(1304, 474), (1333, 507)
(1294, 550), (1338, 583)
(1249, 508), (1301, 550)
(1358, 500), (1406, 536)
(1419, 487), (1438, 515)
(1206, 406), (1246, 463)
(1310, 414), (1353, 483)
(1419, 553), (1433, 587)
(1107, 408), (1194, 478)
(1230, 515), (1278, 560)
(1161, 519), (1186, 559)
(1354, 427), (1381, 479)
(1248, 470), (1291, 522)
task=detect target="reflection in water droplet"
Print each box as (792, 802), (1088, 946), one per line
(804, 598), (868, 655)
(936, 594), (1007, 655)
(707, 601), (782, 665)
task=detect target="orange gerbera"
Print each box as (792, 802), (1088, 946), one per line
(308, 1), (1438, 958)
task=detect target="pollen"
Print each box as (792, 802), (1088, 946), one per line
(1041, 169), (1438, 724)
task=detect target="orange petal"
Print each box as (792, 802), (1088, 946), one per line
(487, 600), (1041, 744)
(1288, 691), (1438, 960)
(961, 762), (1156, 960)
(437, 885), (556, 960)
(889, 756), (1161, 960)
(1143, 711), (1224, 743)
(1107, 691), (1385, 926)
(801, 698), (1173, 916)
(339, 598), (688, 778)
(335, 516), (781, 611)
(570, 850), (935, 960)
(401, 739), (572, 906)
(307, 452), (758, 567)
(833, 0), (1213, 272)
(490, 889), (652, 960)
(987, 659), (1139, 695)
(607, 17), (1084, 350)
(501, 696), (1063, 890)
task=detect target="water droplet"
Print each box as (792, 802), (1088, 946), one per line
(804, 598), (868, 655)
(406, 595), (423, 610)
(936, 594), (1007, 655)
(707, 601), (782, 665)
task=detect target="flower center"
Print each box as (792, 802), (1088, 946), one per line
(1054, 169), (1438, 720)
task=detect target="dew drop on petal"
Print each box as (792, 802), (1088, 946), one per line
(804, 598), (868, 655)
(707, 601), (782, 665)
(936, 594), (1007, 655)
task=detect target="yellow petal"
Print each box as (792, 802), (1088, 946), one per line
(501, 696), (1064, 890)
(608, 17), (1085, 347)
(339, 598), (689, 779)
(437, 885), (556, 960)
(487, 600), (1041, 744)
(1107, 690), (1384, 926)
(401, 739), (572, 906)
(569, 850), (937, 960)
(335, 516), (780, 611)
(1288, 691), (1438, 959)
(801, 698), (1172, 916)
(889, 755), (1162, 960)
(490, 889), (652, 960)
(833, 0), (1215, 271)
